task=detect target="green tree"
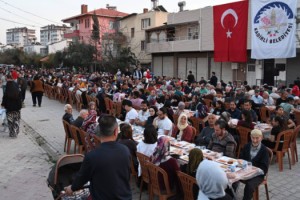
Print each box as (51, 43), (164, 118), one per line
(91, 11), (100, 67)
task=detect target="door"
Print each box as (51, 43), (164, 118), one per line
(247, 64), (256, 86)
(263, 59), (275, 86)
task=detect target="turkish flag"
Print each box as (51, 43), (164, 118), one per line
(213, 0), (248, 62)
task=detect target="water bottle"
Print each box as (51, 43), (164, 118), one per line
(230, 165), (236, 172)
(242, 160), (248, 169)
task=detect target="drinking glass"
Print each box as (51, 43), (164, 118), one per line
(247, 162), (252, 171)
(177, 135), (181, 141)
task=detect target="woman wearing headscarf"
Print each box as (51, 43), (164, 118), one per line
(196, 160), (232, 200)
(172, 113), (195, 142)
(1, 75), (22, 137)
(174, 101), (185, 116)
(81, 110), (98, 135)
(150, 136), (180, 191)
(80, 110), (98, 151)
(145, 106), (158, 126)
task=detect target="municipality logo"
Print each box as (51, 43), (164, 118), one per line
(253, 1), (294, 44)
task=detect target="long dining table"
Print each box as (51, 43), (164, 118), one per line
(131, 126), (264, 185)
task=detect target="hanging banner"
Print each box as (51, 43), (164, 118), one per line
(213, 0), (248, 62)
(251, 0), (297, 59)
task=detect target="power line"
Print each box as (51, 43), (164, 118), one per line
(0, 6), (44, 26)
(0, 17), (38, 27)
(0, 0), (62, 25)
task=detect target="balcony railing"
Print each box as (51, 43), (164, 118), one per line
(64, 30), (80, 38)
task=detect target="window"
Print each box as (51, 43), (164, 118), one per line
(141, 18), (151, 29)
(248, 65), (255, 72)
(85, 19), (90, 28)
(188, 26), (199, 40)
(141, 40), (145, 51)
(109, 21), (114, 30)
(131, 28), (135, 38)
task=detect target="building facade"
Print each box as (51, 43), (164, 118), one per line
(6, 27), (36, 47)
(118, 7), (168, 67)
(62, 4), (128, 58)
(146, 2), (300, 86)
(40, 24), (70, 46)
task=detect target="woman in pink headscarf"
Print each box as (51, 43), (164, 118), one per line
(150, 136), (180, 191)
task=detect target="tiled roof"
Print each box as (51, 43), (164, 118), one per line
(62, 8), (128, 22)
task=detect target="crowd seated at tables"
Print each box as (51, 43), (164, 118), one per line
(13, 66), (300, 199)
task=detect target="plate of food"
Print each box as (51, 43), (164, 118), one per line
(170, 147), (184, 155)
(180, 155), (189, 162)
(216, 156), (237, 165)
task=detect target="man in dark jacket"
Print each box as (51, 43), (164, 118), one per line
(240, 129), (269, 200)
(72, 109), (88, 128)
(65, 115), (132, 200)
(210, 72), (218, 87)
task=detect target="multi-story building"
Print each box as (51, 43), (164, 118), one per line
(23, 44), (47, 56)
(40, 24), (70, 46)
(118, 4), (168, 68)
(6, 27), (36, 47)
(62, 4), (128, 56)
(146, 1), (300, 86)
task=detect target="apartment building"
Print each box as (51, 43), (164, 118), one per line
(62, 4), (128, 56)
(147, 1), (300, 86)
(118, 5), (168, 68)
(6, 27), (36, 47)
(40, 24), (70, 46)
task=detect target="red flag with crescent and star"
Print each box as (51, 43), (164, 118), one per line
(213, 0), (248, 62)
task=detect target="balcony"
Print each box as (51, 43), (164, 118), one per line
(64, 30), (80, 39)
(146, 36), (200, 53)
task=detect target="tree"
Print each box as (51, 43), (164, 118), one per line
(91, 11), (100, 67)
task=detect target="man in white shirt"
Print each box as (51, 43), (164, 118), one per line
(154, 107), (173, 136)
(123, 100), (138, 125)
(135, 101), (150, 127)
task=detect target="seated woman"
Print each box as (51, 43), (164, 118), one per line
(172, 113), (195, 143)
(118, 124), (138, 171)
(174, 101), (186, 116)
(180, 148), (203, 200)
(137, 124), (158, 176)
(213, 100), (225, 116)
(81, 110), (98, 150)
(262, 116), (287, 150)
(237, 110), (255, 129)
(145, 106), (158, 126)
(150, 136), (180, 191)
(196, 160), (232, 200)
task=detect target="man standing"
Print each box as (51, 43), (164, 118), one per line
(133, 67), (143, 80)
(210, 72), (218, 87)
(187, 71), (195, 84)
(207, 120), (236, 158)
(65, 115), (132, 200)
(240, 129), (269, 200)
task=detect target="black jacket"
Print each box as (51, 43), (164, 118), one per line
(1, 81), (22, 112)
(71, 141), (132, 200)
(240, 143), (269, 175)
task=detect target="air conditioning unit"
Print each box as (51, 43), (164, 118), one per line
(231, 63), (238, 69)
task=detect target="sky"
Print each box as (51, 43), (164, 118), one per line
(0, 0), (239, 44)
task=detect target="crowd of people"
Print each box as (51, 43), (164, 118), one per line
(1, 65), (300, 199)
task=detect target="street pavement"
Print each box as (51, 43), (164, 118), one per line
(1, 89), (300, 199)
